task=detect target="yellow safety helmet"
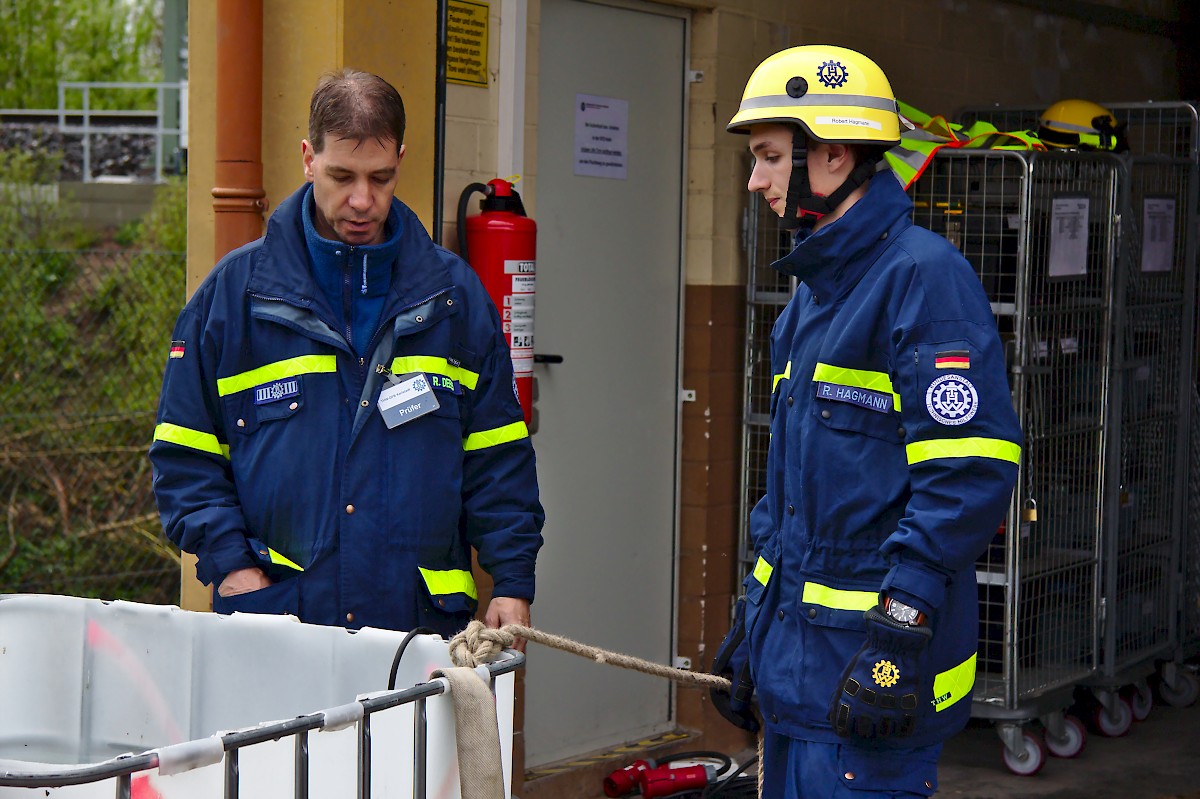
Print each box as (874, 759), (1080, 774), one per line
(1038, 99), (1128, 152)
(727, 45), (901, 146)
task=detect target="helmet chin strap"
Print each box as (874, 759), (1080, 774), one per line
(780, 129), (880, 231)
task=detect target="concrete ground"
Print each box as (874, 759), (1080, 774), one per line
(723, 678), (1200, 798)
(938, 698), (1200, 799)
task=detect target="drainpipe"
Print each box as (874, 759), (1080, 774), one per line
(433, 0), (449, 241)
(212, 0), (267, 258)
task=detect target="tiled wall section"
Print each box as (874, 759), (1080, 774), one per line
(677, 282), (756, 755)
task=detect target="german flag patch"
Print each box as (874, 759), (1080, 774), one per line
(935, 350), (970, 370)
(169, 340), (186, 359)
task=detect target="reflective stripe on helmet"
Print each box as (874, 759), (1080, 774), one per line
(419, 567), (479, 600)
(737, 93), (898, 113)
(153, 422), (231, 459)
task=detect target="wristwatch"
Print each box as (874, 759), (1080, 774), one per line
(883, 596), (927, 627)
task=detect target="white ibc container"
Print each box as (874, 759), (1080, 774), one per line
(0, 594), (517, 798)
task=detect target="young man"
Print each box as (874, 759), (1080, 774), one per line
(714, 46), (1022, 795)
(150, 70), (543, 640)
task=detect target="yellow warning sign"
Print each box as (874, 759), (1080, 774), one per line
(447, 0), (489, 87)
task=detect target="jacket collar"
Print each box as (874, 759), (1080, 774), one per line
(771, 174), (914, 302)
(301, 183), (402, 302)
(248, 185), (454, 317)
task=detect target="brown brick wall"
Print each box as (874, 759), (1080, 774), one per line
(676, 282), (757, 755)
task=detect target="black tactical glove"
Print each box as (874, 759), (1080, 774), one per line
(830, 605), (932, 740)
(710, 596), (759, 733)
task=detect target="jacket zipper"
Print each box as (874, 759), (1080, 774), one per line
(342, 246), (356, 350)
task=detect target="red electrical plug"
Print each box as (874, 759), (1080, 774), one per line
(638, 763), (716, 798)
(603, 759), (655, 797)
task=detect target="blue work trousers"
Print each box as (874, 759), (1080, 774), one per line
(760, 731), (941, 798)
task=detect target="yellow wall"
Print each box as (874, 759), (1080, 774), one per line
(188, 0), (437, 300)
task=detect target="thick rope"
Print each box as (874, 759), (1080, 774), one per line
(449, 620), (732, 690)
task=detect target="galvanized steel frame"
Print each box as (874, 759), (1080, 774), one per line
(0, 653), (524, 798)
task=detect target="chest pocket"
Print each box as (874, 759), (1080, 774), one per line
(811, 371), (905, 443)
(223, 375), (309, 436)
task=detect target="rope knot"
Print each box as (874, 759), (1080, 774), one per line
(448, 620), (515, 667)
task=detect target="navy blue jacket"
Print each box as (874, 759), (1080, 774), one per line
(746, 175), (1021, 746)
(150, 185), (544, 636)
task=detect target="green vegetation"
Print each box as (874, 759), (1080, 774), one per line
(0, 147), (185, 603)
(0, 0), (162, 110)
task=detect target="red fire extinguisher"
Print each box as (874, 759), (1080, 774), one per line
(458, 178), (537, 426)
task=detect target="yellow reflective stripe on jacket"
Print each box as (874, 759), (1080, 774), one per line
(390, 356), (480, 391)
(932, 652), (977, 712)
(906, 437), (1021, 465)
(772, 361), (792, 393)
(418, 567), (479, 600)
(153, 422), (230, 459)
(811, 362), (902, 412)
(265, 548), (303, 572)
(216, 355), (337, 397)
(801, 581), (878, 611)
(463, 421), (529, 451)
(753, 556), (774, 586)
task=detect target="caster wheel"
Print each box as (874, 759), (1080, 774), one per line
(1045, 715), (1086, 758)
(1001, 730), (1046, 776)
(1125, 684), (1153, 721)
(1158, 671), (1199, 709)
(1094, 696), (1133, 737)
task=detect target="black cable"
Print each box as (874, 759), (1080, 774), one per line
(702, 753), (758, 798)
(387, 626), (438, 690)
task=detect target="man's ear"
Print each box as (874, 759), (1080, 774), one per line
(301, 139), (315, 181)
(826, 143), (849, 165)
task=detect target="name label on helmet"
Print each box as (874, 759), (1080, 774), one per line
(816, 115), (881, 130)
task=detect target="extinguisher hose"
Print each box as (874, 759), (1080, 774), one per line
(456, 182), (491, 261)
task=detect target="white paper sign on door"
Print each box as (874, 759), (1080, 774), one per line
(574, 93), (629, 179)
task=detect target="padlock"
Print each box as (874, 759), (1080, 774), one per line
(1021, 498), (1037, 523)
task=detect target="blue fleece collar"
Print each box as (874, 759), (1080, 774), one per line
(301, 183), (403, 300)
(772, 175), (913, 302)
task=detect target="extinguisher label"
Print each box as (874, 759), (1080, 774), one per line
(504, 259), (536, 275)
(505, 295), (534, 308)
(512, 275), (536, 294)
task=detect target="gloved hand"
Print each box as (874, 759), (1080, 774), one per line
(710, 596), (759, 733)
(830, 605), (932, 740)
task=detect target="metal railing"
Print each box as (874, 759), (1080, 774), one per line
(0, 81), (186, 183)
(0, 652), (523, 798)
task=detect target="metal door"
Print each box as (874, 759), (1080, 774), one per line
(526, 0), (686, 767)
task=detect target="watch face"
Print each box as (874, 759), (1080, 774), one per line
(887, 599), (920, 624)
